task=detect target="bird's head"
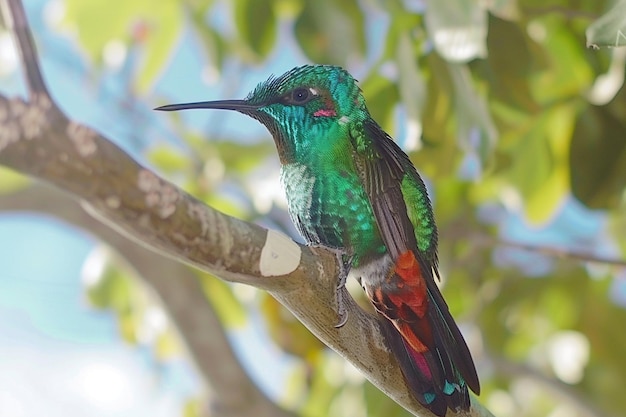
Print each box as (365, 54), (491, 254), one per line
(156, 65), (369, 163)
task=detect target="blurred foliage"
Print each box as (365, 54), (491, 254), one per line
(83, 246), (182, 359)
(0, 166), (30, 194)
(62, 0), (182, 92)
(50, 0), (626, 416)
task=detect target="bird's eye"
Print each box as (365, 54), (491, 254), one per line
(283, 87), (315, 105)
(292, 88), (309, 102)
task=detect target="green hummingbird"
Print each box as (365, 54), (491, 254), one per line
(156, 65), (480, 416)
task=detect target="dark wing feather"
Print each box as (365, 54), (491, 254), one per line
(355, 120), (480, 396)
(353, 122), (416, 260)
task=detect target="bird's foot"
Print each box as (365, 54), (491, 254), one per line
(334, 289), (349, 328)
(309, 244), (352, 328)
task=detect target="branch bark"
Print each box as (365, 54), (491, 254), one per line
(0, 0), (493, 416)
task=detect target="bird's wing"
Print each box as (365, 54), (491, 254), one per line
(351, 120), (480, 398)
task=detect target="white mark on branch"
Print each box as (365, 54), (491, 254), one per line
(187, 201), (232, 257)
(67, 121), (97, 156)
(137, 169), (179, 218)
(105, 195), (121, 209)
(187, 201), (212, 238)
(0, 96), (52, 150)
(18, 95), (49, 140)
(260, 229), (301, 276)
(215, 210), (234, 255)
(138, 169), (159, 191)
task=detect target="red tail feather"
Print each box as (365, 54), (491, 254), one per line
(364, 250), (477, 416)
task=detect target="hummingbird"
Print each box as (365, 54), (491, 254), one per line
(156, 65), (480, 416)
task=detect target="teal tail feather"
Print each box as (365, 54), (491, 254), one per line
(378, 317), (471, 416)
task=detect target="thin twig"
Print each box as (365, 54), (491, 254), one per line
(499, 239), (626, 268)
(461, 233), (626, 268)
(2, 0), (49, 98)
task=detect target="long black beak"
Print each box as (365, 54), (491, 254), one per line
(155, 99), (258, 112)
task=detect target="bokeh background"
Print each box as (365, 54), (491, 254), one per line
(0, 0), (625, 416)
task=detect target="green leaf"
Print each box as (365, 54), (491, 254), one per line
(136, 2), (183, 92)
(449, 63), (497, 166)
(360, 72), (399, 133)
(570, 102), (626, 209)
(484, 15), (537, 112)
(200, 275), (247, 328)
(396, 33), (426, 150)
(501, 105), (573, 224)
(586, 0), (626, 49)
(0, 167), (29, 194)
(213, 141), (274, 174)
(363, 380), (412, 417)
(147, 145), (191, 173)
(525, 105), (574, 223)
(83, 246), (134, 310)
(532, 15), (593, 102)
(260, 293), (325, 360)
(234, 0), (277, 60)
(421, 53), (454, 147)
(63, 0), (182, 92)
(294, 0), (366, 65)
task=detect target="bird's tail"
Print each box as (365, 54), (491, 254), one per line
(365, 250), (479, 415)
(379, 317), (471, 416)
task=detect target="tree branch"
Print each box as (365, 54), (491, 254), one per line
(0, 1), (493, 416)
(1, 0), (49, 98)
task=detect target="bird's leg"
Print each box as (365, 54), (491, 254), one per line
(328, 248), (352, 328)
(309, 244), (352, 328)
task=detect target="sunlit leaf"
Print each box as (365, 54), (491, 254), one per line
(63, 0), (182, 92)
(83, 246), (134, 310)
(136, 3), (183, 92)
(0, 167), (29, 194)
(182, 397), (202, 417)
(260, 294), (324, 360)
(570, 102), (626, 209)
(234, 0), (277, 60)
(532, 16), (594, 102)
(360, 72), (399, 133)
(525, 104), (574, 224)
(449, 63), (497, 167)
(294, 0), (366, 65)
(147, 144), (191, 173)
(155, 328), (181, 359)
(200, 274), (247, 328)
(213, 141), (274, 174)
(364, 380), (412, 417)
